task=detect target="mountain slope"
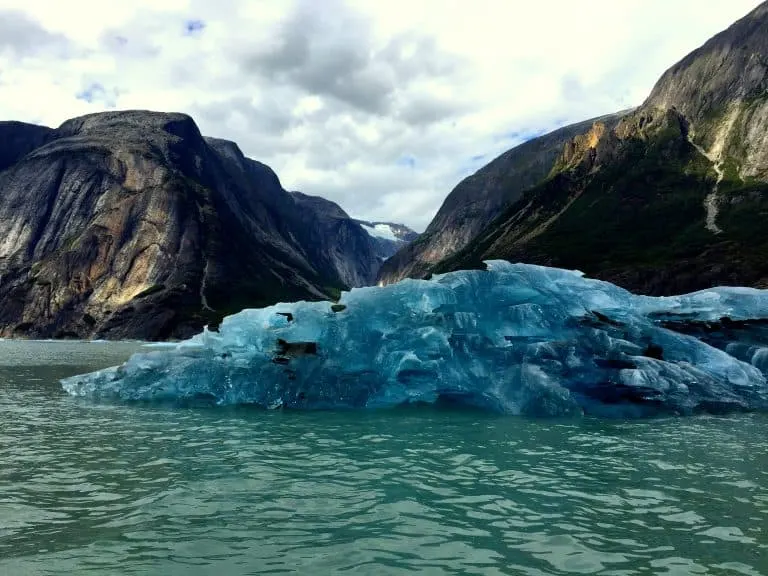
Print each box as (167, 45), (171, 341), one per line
(0, 110), (399, 340)
(289, 192), (393, 289)
(376, 111), (629, 284)
(0, 121), (55, 171)
(436, 107), (768, 293)
(394, 1), (768, 295)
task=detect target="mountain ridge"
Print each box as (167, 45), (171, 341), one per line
(380, 1), (768, 294)
(0, 110), (415, 340)
(376, 110), (631, 284)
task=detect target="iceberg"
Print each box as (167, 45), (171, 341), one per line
(61, 261), (768, 417)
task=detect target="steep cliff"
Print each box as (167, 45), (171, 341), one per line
(289, 192), (387, 289)
(376, 112), (628, 284)
(0, 121), (54, 171)
(0, 111), (402, 340)
(644, 2), (768, 174)
(388, 1), (768, 295)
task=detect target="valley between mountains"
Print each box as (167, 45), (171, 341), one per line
(2, 2), (768, 340)
(379, 1), (768, 296)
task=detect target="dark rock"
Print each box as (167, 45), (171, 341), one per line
(0, 110), (407, 340)
(591, 310), (624, 327)
(289, 192), (405, 288)
(594, 358), (638, 370)
(276, 338), (318, 357)
(0, 121), (55, 171)
(643, 344), (665, 360)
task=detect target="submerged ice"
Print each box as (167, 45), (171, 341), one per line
(61, 261), (768, 417)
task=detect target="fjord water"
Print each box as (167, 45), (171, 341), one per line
(1, 341), (767, 575)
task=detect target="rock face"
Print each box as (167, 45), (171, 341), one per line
(0, 121), (54, 171)
(0, 110), (412, 340)
(376, 111), (628, 284)
(383, 1), (768, 295)
(289, 192), (397, 289)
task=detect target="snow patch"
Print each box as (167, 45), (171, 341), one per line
(361, 223), (399, 242)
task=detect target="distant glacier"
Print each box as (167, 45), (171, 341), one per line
(62, 261), (768, 418)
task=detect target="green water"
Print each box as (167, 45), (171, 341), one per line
(1, 341), (767, 575)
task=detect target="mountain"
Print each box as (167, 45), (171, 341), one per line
(0, 110), (410, 340)
(376, 111), (629, 284)
(288, 192), (405, 289)
(354, 220), (419, 264)
(381, 2), (768, 295)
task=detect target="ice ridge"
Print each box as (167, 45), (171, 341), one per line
(61, 261), (768, 417)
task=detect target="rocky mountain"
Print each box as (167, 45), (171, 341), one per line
(288, 192), (398, 289)
(0, 110), (411, 340)
(354, 220), (419, 263)
(376, 111), (629, 284)
(382, 1), (768, 295)
(0, 121), (55, 171)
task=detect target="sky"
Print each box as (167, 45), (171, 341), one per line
(0, 0), (762, 231)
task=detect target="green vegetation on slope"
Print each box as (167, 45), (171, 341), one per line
(435, 118), (768, 295)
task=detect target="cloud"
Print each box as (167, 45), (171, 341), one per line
(398, 95), (467, 126)
(239, 0), (462, 116)
(0, 0), (763, 230)
(0, 10), (71, 57)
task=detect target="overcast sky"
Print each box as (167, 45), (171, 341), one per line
(0, 0), (762, 230)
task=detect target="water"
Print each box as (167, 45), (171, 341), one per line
(1, 341), (767, 575)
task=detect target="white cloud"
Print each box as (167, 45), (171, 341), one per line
(0, 0), (762, 230)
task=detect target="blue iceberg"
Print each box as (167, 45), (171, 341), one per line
(61, 262), (768, 417)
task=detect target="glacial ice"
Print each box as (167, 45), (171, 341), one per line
(61, 261), (768, 417)
(360, 223), (399, 242)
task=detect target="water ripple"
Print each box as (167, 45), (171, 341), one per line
(0, 342), (767, 575)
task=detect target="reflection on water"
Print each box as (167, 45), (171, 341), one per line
(0, 341), (766, 575)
